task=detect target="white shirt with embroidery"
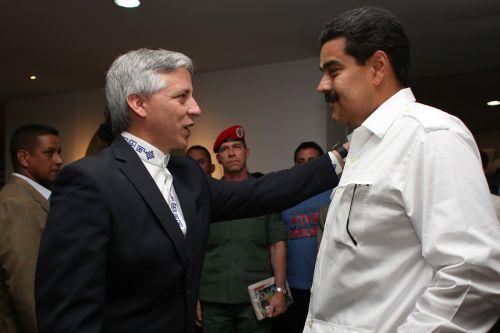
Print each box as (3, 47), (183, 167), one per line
(305, 88), (500, 332)
(121, 132), (187, 236)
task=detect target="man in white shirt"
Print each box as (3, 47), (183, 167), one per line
(306, 7), (500, 332)
(0, 124), (62, 333)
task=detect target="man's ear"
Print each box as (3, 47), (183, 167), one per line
(209, 163), (215, 175)
(126, 94), (148, 119)
(245, 148), (250, 159)
(216, 154), (221, 164)
(371, 50), (389, 87)
(17, 150), (30, 169)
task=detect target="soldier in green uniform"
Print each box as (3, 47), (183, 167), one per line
(197, 125), (288, 333)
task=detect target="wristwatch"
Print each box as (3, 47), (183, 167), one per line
(276, 287), (287, 295)
(332, 142), (348, 159)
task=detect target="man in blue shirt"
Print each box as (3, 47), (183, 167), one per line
(273, 142), (332, 333)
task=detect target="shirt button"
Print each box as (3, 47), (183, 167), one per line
(186, 288), (190, 295)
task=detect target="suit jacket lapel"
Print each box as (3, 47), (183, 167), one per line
(111, 138), (191, 270)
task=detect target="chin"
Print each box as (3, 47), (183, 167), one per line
(332, 116), (342, 124)
(175, 138), (189, 151)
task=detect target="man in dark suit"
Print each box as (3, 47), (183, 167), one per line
(35, 48), (344, 333)
(0, 125), (62, 333)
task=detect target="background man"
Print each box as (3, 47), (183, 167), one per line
(198, 125), (287, 333)
(307, 7), (500, 332)
(35, 49), (342, 333)
(272, 142), (332, 333)
(481, 151), (500, 220)
(187, 145), (215, 176)
(0, 124), (62, 333)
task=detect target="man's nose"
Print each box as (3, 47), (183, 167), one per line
(53, 153), (63, 165)
(188, 97), (202, 116)
(317, 73), (331, 93)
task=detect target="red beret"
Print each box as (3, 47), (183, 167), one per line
(213, 125), (245, 153)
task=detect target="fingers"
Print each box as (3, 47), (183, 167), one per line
(195, 300), (203, 327)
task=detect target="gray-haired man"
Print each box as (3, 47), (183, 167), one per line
(35, 49), (344, 333)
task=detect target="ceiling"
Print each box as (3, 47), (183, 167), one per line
(1, 0), (500, 132)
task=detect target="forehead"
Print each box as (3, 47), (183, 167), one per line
(159, 67), (193, 90)
(188, 148), (210, 160)
(319, 37), (352, 67)
(297, 147), (320, 158)
(36, 134), (60, 148)
(219, 140), (244, 149)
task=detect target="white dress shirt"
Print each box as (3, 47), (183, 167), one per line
(121, 132), (187, 236)
(12, 173), (51, 200)
(305, 88), (500, 332)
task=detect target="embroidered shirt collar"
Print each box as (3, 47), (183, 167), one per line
(361, 88), (416, 139)
(121, 132), (170, 169)
(12, 173), (51, 200)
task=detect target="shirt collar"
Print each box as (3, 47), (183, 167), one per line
(361, 88), (416, 139)
(12, 173), (51, 200)
(121, 132), (170, 169)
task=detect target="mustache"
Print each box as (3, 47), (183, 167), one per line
(324, 92), (339, 104)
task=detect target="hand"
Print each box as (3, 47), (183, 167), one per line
(195, 300), (203, 327)
(267, 292), (287, 318)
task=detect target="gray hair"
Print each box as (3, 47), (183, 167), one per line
(105, 48), (194, 134)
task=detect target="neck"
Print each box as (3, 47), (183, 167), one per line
(223, 166), (249, 181)
(374, 83), (404, 110)
(353, 83), (404, 128)
(17, 171), (52, 190)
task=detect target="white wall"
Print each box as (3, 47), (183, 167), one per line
(4, 89), (106, 175)
(5, 57), (346, 178)
(192, 57), (346, 178)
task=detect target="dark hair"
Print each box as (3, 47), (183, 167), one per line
(9, 124), (59, 172)
(187, 145), (212, 162)
(294, 141), (324, 162)
(480, 151), (489, 170)
(319, 7), (410, 87)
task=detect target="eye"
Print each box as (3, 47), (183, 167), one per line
(176, 93), (187, 100)
(327, 67), (340, 76)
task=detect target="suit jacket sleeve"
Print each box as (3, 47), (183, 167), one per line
(0, 197), (40, 333)
(35, 163), (111, 333)
(209, 154), (338, 221)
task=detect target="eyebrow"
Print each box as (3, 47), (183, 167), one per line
(175, 88), (190, 94)
(320, 60), (342, 71)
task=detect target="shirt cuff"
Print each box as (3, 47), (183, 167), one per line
(328, 151), (343, 176)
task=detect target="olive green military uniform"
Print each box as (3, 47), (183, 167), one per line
(199, 213), (287, 333)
